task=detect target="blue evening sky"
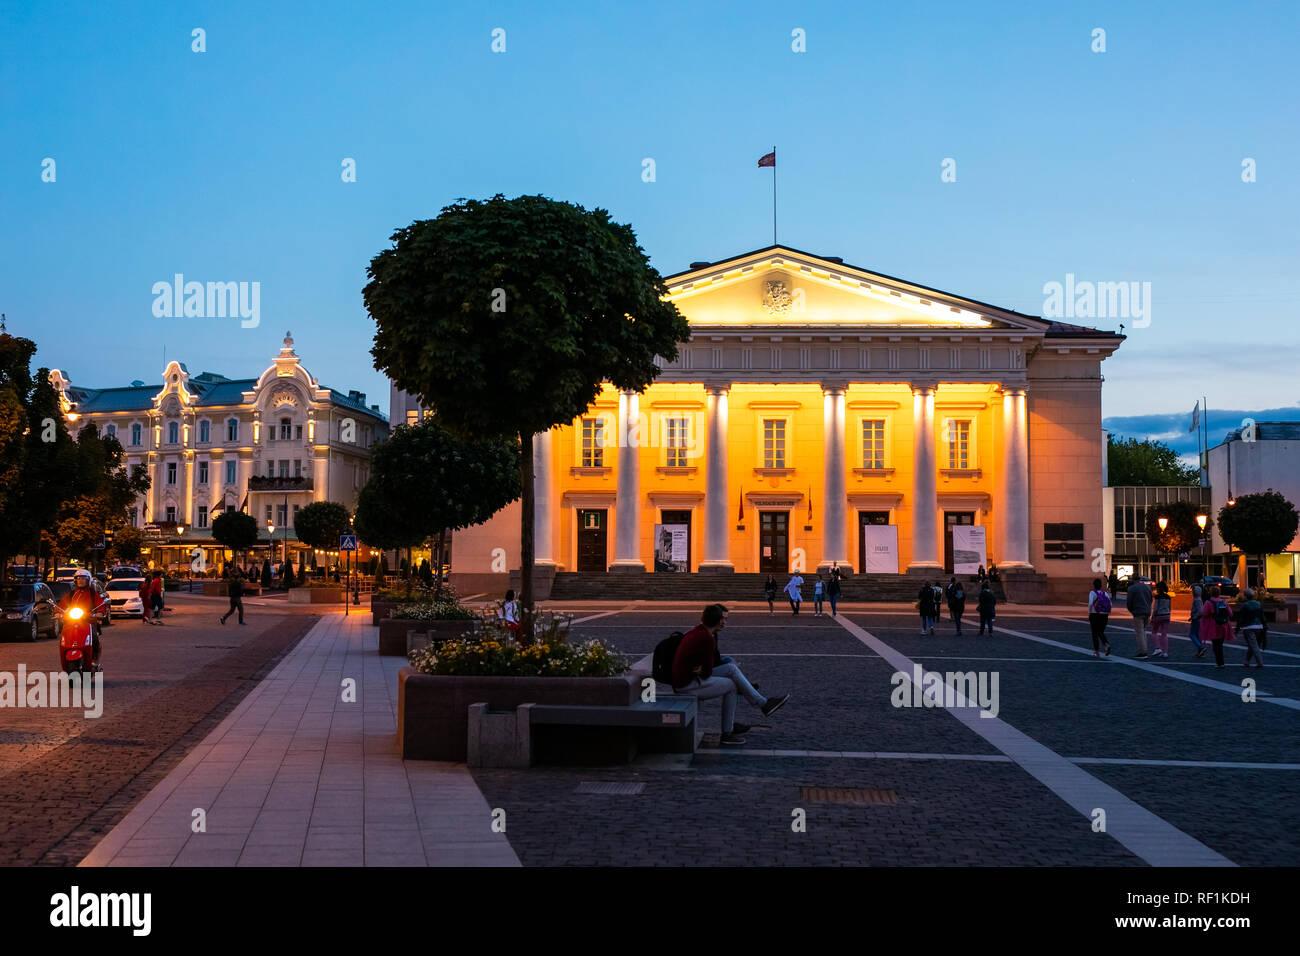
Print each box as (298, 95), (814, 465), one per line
(2, 0), (1296, 455)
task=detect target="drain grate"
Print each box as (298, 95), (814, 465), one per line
(799, 786), (898, 805)
(575, 781), (645, 795)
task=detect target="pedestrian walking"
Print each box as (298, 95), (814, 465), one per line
(220, 571), (247, 625)
(1087, 577), (1112, 657)
(138, 575), (155, 625)
(1107, 570), (1119, 600)
(1200, 584), (1235, 668)
(945, 576), (966, 635)
(1188, 584), (1206, 658)
(1126, 576), (1153, 659)
(500, 588), (521, 636)
(150, 571), (165, 621)
(918, 582), (937, 634)
(1149, 580), (1172, 659)
(813, 575), (825, 616)
(977, 566), (987, 584)
(826, 572), (841, 617)
(976, 582), (997, 635)
(783, 573), (804, 615)
(764, 574), (778, 616)
(931, 581), (943, 626)
(1236, 589), (1266, 669)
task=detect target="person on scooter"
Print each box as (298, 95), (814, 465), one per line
(58, 569), (103, 671)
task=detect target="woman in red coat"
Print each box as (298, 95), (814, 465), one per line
(1199, 584), (1236, 668)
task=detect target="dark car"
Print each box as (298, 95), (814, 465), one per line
(1200, 575), (1239, 597)
(0, 582), (60, 641)
(48, 579), (113, 626)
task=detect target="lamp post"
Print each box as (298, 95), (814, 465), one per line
(1156, 516), (1168, 580)
(1196, 513), (1208, 584)
(267, 520), (276, 574)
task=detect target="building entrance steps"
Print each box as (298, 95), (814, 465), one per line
(547, 571), (1006, 603)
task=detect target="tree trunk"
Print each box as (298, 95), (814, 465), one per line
(435, 529), (446, 591)
(519, 429), (535, 644)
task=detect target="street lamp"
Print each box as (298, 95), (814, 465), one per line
(1196, 513), (1208, 583)
(1157, 516), (1168, 531)
(268, 521), (276, 569)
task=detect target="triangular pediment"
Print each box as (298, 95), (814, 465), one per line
(663, 245), (1049, 333)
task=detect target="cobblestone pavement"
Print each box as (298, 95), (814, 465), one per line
(0, 596), (318, 865)
(471, 603), (1299, 866)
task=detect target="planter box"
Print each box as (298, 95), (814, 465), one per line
(398, 668), (638, 761)
(378, 618), (477, 656)
(288, 587), (344, 604)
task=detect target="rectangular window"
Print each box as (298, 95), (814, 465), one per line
(279, 420), (291, 441)
(227, 419), (238, 442)
(294, 459), (302, 478)
(267, 461), (275, 478)
(225, 461), (236, 485)
(168, 422), (179, 444)
(167, 462), (177, 485)
(763, 419), (786, 469)
(130, 508), (138, 527)
(277, 504), (288, 526)
(198, 506), (209, 529)
(106, 424), (117, 439)
(665, 416), (689, 468)
(406, 409), (419, 426)
(198, 461), (209, 484)
(131, 423), (142, 446)
(862, 419), (886, 469)
(279, 459), (290, 478)
(581, 417), (605, 467)
(265, 505), (273, 524)
(165, 506), (176, 523)
(199, 420), (210, 444)
(946, 420), (971, 469)
(1044, 523), (1086, 560)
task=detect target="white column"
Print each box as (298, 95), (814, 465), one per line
(533, 428), (556, 566)
(610, 390), (644, 571)
(820, 384), (848, 570)
(909, 384), (941, 570)
(1001, 385), (1032, 567)
(183, 453), (194, 528)
(699, 384), (734, 572)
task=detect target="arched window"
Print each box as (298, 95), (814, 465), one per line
(106, 424), (117, 439)
(168, 422), (179, 444)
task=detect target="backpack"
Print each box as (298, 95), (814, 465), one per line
(1213, 600), (1230, 625)
(1093, 590), (1112, 614)
(952, 585), (964, 602)
(652, 631), (686, 685)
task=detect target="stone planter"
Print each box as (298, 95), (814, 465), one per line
(288, 587), (344, 604)
(398, 668), (638, 761)
(378, 617), (477, 656)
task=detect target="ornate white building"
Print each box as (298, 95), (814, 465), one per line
(50, 333), (388, 568)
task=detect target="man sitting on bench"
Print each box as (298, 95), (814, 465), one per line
(671, 604), (789, 747)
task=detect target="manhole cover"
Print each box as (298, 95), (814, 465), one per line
(799, 787), (898, 805)
(574, 782), (645, 795)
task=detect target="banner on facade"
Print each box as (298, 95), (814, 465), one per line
(653, 524), (689, 572)
(861, 524), (899, 573)
(952, 525), (986, 575)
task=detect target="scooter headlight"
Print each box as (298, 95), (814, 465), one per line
(67, 607), (84, 620)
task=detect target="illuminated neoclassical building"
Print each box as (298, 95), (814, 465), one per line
(447, 246), (1123, 601)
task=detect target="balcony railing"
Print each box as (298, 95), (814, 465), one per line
(248, 475), (313, 492)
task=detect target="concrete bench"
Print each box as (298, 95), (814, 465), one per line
(467, 697), (697, 768)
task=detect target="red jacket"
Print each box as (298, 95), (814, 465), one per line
(1200, 598), (1236, 643)
(672, 624), (716, 689)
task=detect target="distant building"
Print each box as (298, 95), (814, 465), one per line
(1207, 421), (1300, 588)
(50, 333), (388, 569)
(1102, 485), (1212, 583)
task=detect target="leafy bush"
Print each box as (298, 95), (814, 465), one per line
(407, 611), (627, 678)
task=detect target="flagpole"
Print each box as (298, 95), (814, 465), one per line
(771, 146), (777, 245)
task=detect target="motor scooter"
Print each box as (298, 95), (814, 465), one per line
(57, 604), (102, 675)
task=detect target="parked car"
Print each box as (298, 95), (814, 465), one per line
(50, 566), (83, 583)
(0, 581), (60, 641)
(1199, 575), (1239, 597)
(109, 565), (142, 579)
(105, 577), (146, 618)
(5, 565), (38, 582)
(47, 579), (113, 626)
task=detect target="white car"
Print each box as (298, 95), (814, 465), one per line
(106, 578), (146, 618)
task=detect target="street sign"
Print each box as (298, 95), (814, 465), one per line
(339, 534), (358, 551)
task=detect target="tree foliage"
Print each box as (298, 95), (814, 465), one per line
(42, 423), (150, 565)
(111, 525), (144, 564)
(1107, 435), (1199, 486)
(1144, 500), (1211, 555)
(212, 509), (260, 560)
(293, 501), (352, 551)
(1217, 490), (1299, 558)
(364, 194), (689, 619)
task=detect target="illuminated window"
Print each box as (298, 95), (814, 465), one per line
(862, 419), (886, 469)
(581, 417), (604, 467)
(947, 420), (971, 469)
(406, 409), (419, 426)
(666, 416), (689, 468)
(763, 419), (786, 469)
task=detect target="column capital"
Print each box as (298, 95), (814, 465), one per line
(819, 381), (849, 396)
(703, 382), (732, 396)
(998, 383), (1029, 398)
(909, 381), (938, 397)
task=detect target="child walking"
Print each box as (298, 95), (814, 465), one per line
(1148, 581), (1172, 659)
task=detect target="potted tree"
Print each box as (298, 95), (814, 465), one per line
(290, 501), (352, 603)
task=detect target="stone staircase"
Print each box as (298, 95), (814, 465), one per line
(547, 571), (1006, 604)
